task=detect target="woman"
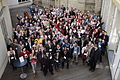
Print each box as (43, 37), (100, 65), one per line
(20, 48), (31, 67)
(37, 44), (45, 71)
(81, 45), (88, 65)
(7, 47), (16, 70)
(30, 50), (37, 77)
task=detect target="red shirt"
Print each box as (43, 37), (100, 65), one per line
(78, 19), (81, 23)
(55, 23), (60, 30)
(20, 50), (31, 58)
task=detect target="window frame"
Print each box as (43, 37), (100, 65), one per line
(18, 0), (30, 3)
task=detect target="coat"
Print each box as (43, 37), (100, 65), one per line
(89, 48), (100, 63)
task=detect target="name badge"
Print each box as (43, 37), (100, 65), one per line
(56, 60), (59, 62)
(11, 57), (14, 59)
(84, 53), (87, 56)
(24, 54), (28, 57)
(49, 49), (52, 51)
(98, 45), (101, 48)
(64, 56), (66, 59)
(74, 51), (77, 54)
(67, 48), (69, 50)
(50, 56), (52, 59)
(35, 50), (38, 52)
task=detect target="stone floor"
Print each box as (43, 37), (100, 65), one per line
(1, 55), (111, 80)
(9, 5), (30, 28)
(0, 5), (112, 80)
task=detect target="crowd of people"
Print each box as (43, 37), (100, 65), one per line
(7, 5), (109, 77)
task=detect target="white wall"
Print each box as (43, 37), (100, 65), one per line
(7, 0), (33, 8)
(2, 6), (13, 39)
(7, 0), (18, 6)
(54, 0), (101, 13)
(0, 24), (8, 79)
(0, 0), (13, 78)
(101, 0), (120, 80)
(58, 0), (85, 12)
(112, 9), (120, 80)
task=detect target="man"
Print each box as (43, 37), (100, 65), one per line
(37, 45), (45, 71)
(72, 42), (80, 63)
(29, 6), (35, 16)
(103, 32), (109, 47)
(43, 52), (54, 76)
(45, 40), (54, 54)
(55, 44), (62, 54)
(103, 32), (109, 54)
(89, 44), (100, 72)
(61, 46), (70, 69)
(97, 38), (102, 63)
(62, 39), (70, 50)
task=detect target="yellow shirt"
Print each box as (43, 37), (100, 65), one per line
(34, 38), (43, 44)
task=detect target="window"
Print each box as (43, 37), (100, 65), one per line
(18, 0), (30, 3)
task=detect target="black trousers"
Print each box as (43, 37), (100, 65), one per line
(62, 59), (69, 69)
(89, 60), (97, 71)
(26, 58), (31, 67)
(10, 59), (16, 70)
(54, 62), (60, 70)
(43, 65), (53, 76)
(38, 59), (44, 71)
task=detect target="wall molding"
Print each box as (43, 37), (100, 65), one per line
(113, 0), (120, 11)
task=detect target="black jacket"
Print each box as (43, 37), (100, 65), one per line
(89, 48), (100, 62)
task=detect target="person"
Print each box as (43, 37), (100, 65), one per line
(62, 39), (70, 50)
(37, 45), (45, 71)
(12, 5), (109, 74)
(87, 41), (94, 64)
(103, 32), (109, 47)
(81, 45), (88, 65)
(30, 50), (37, 77)
(20, 48), (31, 67)
(97, 38), (102, 63)
(55, 44), (62, 54)
(102, 32), (109, 55)
(24, 42), (31, 52)
(43, 52), (54, 76)
(29, 6), (35, 16)
(89, 44), (99, 72)
(61, 46), (70, 69)
(72, 42), (80, 63)
(53, 51), (61, 72)
(69, 42), (74, 59)
(7, 47), (16, 70)
(34, 35), (43, 45)
(45, 40), (54, 55)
